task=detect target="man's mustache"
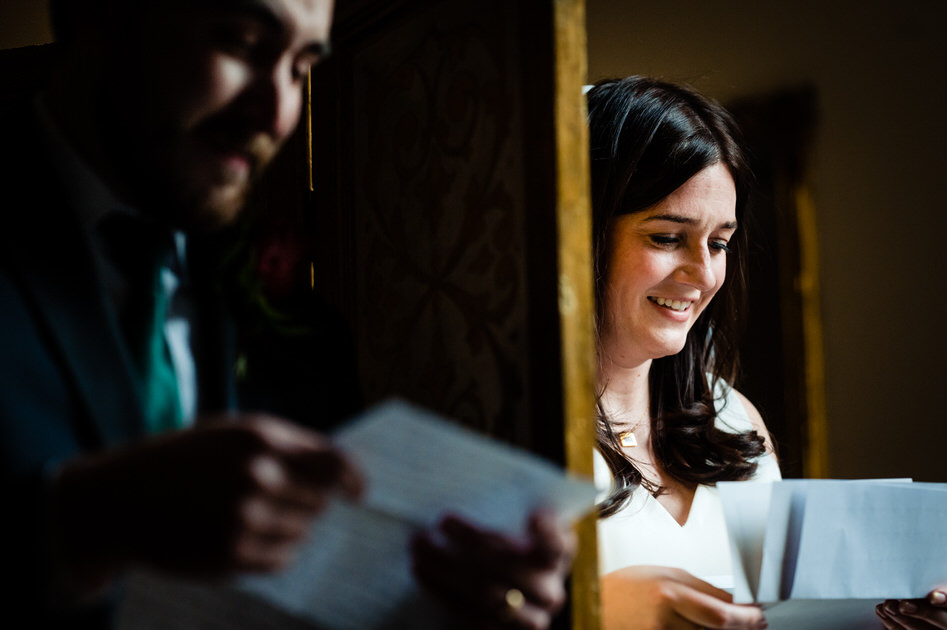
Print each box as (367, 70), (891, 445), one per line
(242, 134), (280, 173)
(198, 121), (282, 175)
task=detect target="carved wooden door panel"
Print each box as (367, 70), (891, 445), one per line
(308, 0), (598, 626)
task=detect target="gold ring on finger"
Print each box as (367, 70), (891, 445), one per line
(504, 587), (525, 611)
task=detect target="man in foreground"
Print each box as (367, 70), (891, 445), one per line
(0, 1), (574, 627)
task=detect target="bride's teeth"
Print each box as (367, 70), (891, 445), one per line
(650, 297), (691, 311)
(649, 296), (692, 311)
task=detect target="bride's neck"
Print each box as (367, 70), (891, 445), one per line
(598, 355), (652, 430)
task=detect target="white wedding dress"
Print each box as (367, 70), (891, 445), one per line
(594, 383), (781, 588)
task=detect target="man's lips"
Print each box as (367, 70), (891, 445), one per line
(218, 151), (253, 173)
(200, 129), (278, 176)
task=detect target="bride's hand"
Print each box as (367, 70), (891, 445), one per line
(601, 565), (767, 630)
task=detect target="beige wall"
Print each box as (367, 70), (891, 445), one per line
(588, 0), (947, 481)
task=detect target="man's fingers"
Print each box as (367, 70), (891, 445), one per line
(55, 417), (366, 580)
(526, 509), (576, 570)
(440, 515), (520, 553)
(487, 584), (554, 630)
(436, 516), (555, 605)
(243, 413), (326, 450)
(286, 448), (365, 500)
(438, 512), (572, 571)
(231, 534), (299, 573)
(414, 515), (570, 622)
(411, 533), (554, 630)
(411, 531), (485, 616)
(234, 414), (364, 501)
(876, 605), (904, 630)
(237, 496), (315, 540)
(492, 563), (567, 614)
(249, 449), (363, 509)
(894, 598), (947, 629)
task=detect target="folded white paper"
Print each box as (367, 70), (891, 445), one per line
(239, 399), (598, 629)
(720, 478), (947, 630)
(119, 400), (597, 630)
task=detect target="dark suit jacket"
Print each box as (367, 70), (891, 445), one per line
(0, 100), (235, 628)
(0, 97), (364, 628)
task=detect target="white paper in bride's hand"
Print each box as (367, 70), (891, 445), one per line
(720, 478), (947, 630)
(239, 399), (598, 630)
(717, 479), (774, 602)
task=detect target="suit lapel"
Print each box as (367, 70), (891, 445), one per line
(4, 103), (145, 447)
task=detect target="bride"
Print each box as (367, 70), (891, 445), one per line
(587, 76), (779, 630)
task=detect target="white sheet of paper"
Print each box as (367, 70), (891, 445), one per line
(756, 480), (811, 602)
(790, 481), (947, 599)
(331, 399), (599, 530)
(718, 480), (774, 603)
(238, 399), (599, 629)
(239, 500), (447, 629)
(720, 477), (947, 630)
(118, 400), (596, 630)
(755, 479), (898, 602)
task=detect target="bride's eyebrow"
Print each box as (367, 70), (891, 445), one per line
(642, 214), (738, 230)
(642, 213), (692, 225)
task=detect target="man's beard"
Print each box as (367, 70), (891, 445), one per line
(111, 122), (282, 234)
(169, 116), (285, 231)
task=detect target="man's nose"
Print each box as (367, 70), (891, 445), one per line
(246, 61), (303, 141)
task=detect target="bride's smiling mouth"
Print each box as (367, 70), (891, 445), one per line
(647, 296), (694, 312)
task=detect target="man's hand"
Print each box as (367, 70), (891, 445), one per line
(600, 566), (767, 630)
(52, 414), (364, 589)
(411, 508), (576, 630)
(878, 588), (947, 629)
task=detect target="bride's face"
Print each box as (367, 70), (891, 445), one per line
(599, 162), (737, 367)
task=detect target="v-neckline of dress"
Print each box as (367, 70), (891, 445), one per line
(647, 484), (705, 529)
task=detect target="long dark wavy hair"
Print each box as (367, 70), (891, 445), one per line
(589, 76), (767, 518)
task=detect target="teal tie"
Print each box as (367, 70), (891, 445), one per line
(104, 216), (184, 433)
(136, 248), (184, 433)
